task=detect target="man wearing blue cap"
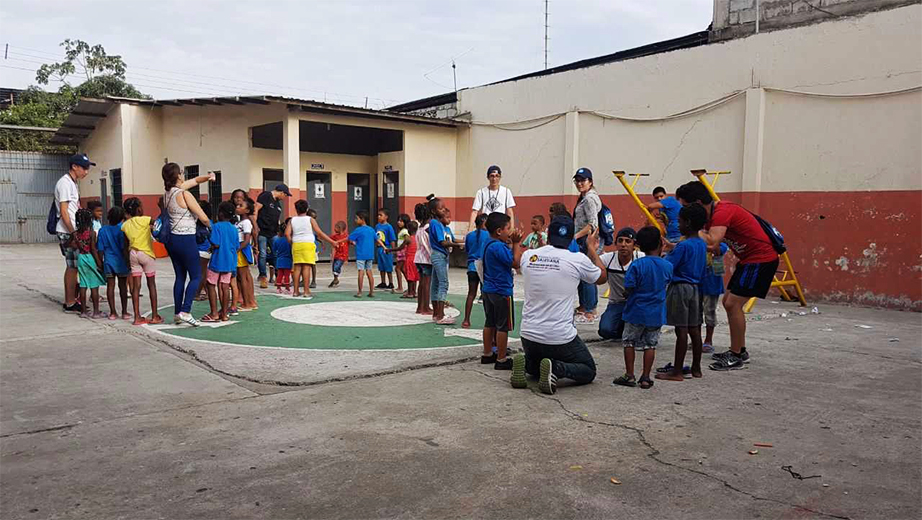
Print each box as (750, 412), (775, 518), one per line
(56, 153), (94, 312)
(511, 215), (608, 395)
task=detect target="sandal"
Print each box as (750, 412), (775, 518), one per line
(612, 374), (637, 387)
(147, 316), (164, 325)
(201, 314), (219, 323)
(435, 316), (456, 325)
(638, 376), (654, 389)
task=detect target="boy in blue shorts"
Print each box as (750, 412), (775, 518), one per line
(656, 204), (709, 382)
(375, 209), (397, 292)
(612, 226), (673, 390)
(96, 206), (130, 320)
(345, 211), (376, 298)
(481, 212), (523, 370)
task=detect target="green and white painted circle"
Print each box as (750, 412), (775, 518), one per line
(149, 291), (521, 350)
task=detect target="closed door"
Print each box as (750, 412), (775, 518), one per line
(346, 173), (371, 232)
(307, 172), (332, 261)
(383, 171), (399, 223)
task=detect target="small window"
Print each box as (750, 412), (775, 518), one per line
(110, 168), (123, 207)
(185, 165), (200, 199)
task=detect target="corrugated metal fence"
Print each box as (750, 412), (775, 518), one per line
(0, 151), (69, 244)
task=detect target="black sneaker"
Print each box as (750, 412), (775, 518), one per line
(709, 352), (746, 371)
(63, 302), (83, 313)
(375, 283), (387, 289)
(480, 353), (497, 364)
(387, 283), (394, 289)
(711, 348), (749, 363)
(494, 358), (513, 370)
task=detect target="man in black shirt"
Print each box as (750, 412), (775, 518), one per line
(254, 183), (291, 287)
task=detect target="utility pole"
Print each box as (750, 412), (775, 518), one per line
(544, 0), (549, 69)
(452, 60), (457, 92)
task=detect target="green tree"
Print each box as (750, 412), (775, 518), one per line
(1, 40), (148, 152)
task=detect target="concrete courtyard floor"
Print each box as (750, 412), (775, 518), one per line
(1, 244), (920, 519)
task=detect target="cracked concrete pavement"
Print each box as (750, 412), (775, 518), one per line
(1, 244), (920, 519)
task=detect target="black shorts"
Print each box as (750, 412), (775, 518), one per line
(467, 270), (480, 286)
(728, 259), (780, 299)
(483, 292), (514, 333)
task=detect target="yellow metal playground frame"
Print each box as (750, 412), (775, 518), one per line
(610, 169), (807, 313)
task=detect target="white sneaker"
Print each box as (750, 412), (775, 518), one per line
(178, 312), (200, 327)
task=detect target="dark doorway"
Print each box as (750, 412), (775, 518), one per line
(208, 170), (223, 218)
(383, 171), (399, 223)
(347, 173), (371, 232)
(262, 168), (285, 219)
(307, 172), (332, 260)
(100, 178), (108, 216)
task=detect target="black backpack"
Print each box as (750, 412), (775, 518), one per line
(46, 200), (58, 235)
(749, 211), (786, 254)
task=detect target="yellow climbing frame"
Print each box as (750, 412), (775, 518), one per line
(612, 171), (665, 236)
(689, 169), (807, 313)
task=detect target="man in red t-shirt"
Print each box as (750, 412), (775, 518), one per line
(676, 181), (780, 371)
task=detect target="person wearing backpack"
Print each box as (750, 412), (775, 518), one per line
(53, 154), (93, 313)
(468, 164), (516, 231)
(572, 167), (604, 323)
(675, 181), (781, 371)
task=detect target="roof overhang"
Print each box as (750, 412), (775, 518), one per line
(48, 98), (113, 145)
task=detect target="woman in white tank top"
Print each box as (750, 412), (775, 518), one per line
(285, 199), (337, 298)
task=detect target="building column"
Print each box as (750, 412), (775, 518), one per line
(564, 110), (580, 197)
(741, 87), (765, 212)
(282, 112), (301, 215)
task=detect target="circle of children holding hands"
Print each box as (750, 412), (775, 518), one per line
(55, 156), (778, 389)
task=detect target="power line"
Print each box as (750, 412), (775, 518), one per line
(5, 43), (403, 106)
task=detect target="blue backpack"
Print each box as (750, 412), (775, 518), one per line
(152, 193), (173, 247)
(597, 203), (615, 246)
(749, 211), (786, 254)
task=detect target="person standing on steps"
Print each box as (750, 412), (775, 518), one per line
(254, 184), (291, 288)
(469, 165), (516, 232)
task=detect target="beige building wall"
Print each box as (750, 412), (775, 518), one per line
(81, 104), (124, 198)
(249, 148), (378, 195)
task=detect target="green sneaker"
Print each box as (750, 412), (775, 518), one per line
(510, 354), (527, 389)
(538, 358), (557, 395)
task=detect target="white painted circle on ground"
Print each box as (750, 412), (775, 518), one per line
(270, 301), (461, 327)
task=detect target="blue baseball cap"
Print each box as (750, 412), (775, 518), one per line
(573, 167), (592, 181)
(68, 153), (95, 168)
(547, 215), (575, 249)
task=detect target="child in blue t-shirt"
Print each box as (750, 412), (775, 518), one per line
(480, 212), (524, 370)
(374, 209), (397, 292)
(344, 211), (377, 298)
(462, 213), (490, 328)
(647, 187), (682, 243)
(193, 204), (213, 304)
(656, 204), (709, 383)
(96, 206), (130, 320)
(700, 242), (729, 353)
(427, 199), (464, 324)
(613, 226), (673, 390)
(204, 201), (240, 322)
(273, 218), (293, 295)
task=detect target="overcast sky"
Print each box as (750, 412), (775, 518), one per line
(1, 0), (712, 109)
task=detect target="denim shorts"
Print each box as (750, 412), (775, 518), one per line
(356, 258), (373, 271)
(332, 258), (345, 275)
(416, 263), (432, 277)
(621, 322), (661, 351)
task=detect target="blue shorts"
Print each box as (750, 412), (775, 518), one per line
(356, 259), (374, 271)
(375, 247), (393, 272)
(104, 262), (129, 278)
(332, 258), (345, 276)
